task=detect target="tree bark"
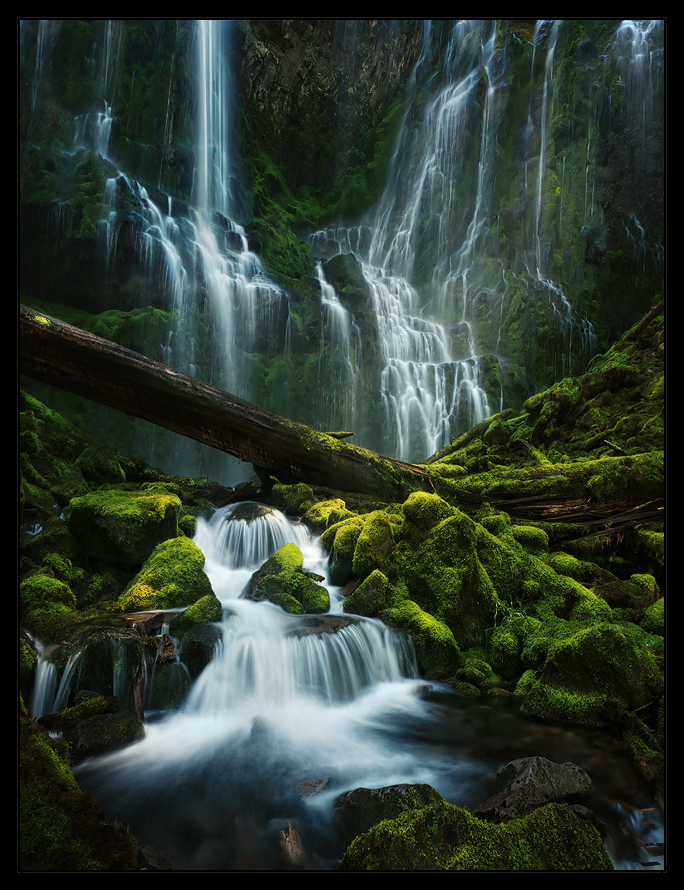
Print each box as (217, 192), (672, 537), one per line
(19, 305), (431, 501)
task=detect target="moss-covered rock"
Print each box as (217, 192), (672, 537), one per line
(19, 699), (138, 870)
(38, 691), (145, 763)
(247, 542), (330, 614)
(385, 509), (503, 650)
(334, 783), (446, 844)
(322, 515), (365, 586)
(352, 510), (396, 579)
(519, 621), (663, 728)
(640, 595), (664, 637)
(118, 537), (214, 612)
(67, 489), (181, 570)
(302, 497), (354, 532)
(381, 600), (463, 679)
(271, 482), (318, 517)
(171, 594), (223, 635)
(343, 569), (394, 618)
(20, 572), (78, 640)
(339, 798), (614, 870)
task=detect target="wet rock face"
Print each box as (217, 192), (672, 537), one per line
(236, 20), (422, 170)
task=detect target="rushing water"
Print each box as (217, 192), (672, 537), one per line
(67, 503), (663, 871)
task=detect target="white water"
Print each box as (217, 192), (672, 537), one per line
(313, 262), (361, 434)
(73, 19), (287, 481)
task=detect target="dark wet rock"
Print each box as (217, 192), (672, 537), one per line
(473, 755), (593, 823)
(334, 783), (444, 842)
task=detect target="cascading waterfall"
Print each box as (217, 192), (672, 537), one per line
(72, 503), (485, 869)
(313, 263), (361, 434)
(310, 22), (502, 462)
(65, 501), (664, 870)
(67, 19), (288, 481)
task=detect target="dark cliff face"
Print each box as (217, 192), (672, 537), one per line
(235, 19), (423, 197)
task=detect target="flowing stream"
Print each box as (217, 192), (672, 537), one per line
(69, 504), (663, 870)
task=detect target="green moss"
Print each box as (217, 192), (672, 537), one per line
(452, 648), (502, 691)
(67, 489), (181, 570)
(352, 510), (396, 579)
(303, 497), (354, 532)
(343, 569), (392, 618)
(118, 536), (214, 612)
(19, 700), (138, 870)
(381, 600), (463, 679)
(172, 594), (223, 635)
(250, 543), (331, 614)
(340, 799), (614, 870)
(640, 596), (664, 637)
(510, 525), (549, 554)
(323, 515), (365, 585)
(520, 621), (663, 728)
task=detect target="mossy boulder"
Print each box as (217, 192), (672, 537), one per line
(302, 497), (354, 532)
(352, 510), (396, 578)
(171, 594), (223, 635)
(339, 798), (614, 870)
(381, 600), (463, 679)
(401, 491), (456, 533)
(519, 621), (663, 728)
(640, 596), (664, 636)
(271, 482), (318, 516)
(39, 691), (145, 763)
(247, 543), (330, 614)
(343, 569), (396, 618)
(118, 537), (215, 612)
(19, 699), (139, 870)
(67, 489), (181, 570)
(510, 524), (549, 554)
(334, 783), (446, 844)
(21, 516), (85, 570)
(451, 648), (502, 692)
(20, 572), (78, 640)
(385, 509), (504, 650)
(322, 515), (365, 585)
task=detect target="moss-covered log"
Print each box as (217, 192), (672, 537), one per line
(19, 305), (432, 502)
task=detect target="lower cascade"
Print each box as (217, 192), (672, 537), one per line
(64, 503), (663, 870)
(73, 504), (471, 869)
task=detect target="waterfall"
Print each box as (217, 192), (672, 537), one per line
(67, 500), (663, 869)
(65, 19), (289, 481)
(29, 642), (82, 719)
(22, 19), (663, 472)
(314, 263), (361, 434)
(72, 502), (473, 869)
(310, 22), (501, 462)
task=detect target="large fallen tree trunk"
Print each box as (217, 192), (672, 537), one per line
(19, 305), (433, 502)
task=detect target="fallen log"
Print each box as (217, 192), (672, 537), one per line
(19, 305), (431, 502)
(423, 408), (514, 464)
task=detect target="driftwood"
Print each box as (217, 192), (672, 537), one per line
(19, 305), (432, 502)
